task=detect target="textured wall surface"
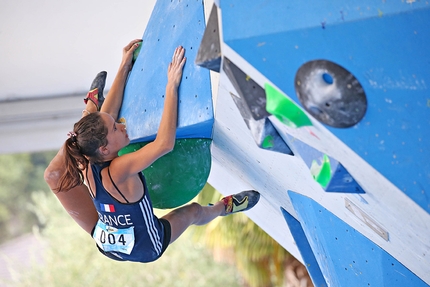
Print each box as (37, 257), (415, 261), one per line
(201, 1), (430, 286)
(119, 0), (213, 143)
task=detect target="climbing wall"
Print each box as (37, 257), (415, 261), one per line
(120, 0), (212, 142)
(197, 1), (430, 286)
(118, 0), (213, 208)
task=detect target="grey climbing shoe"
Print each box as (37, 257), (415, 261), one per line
(84, 71), (107, 110)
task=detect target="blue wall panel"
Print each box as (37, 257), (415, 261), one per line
(288, 190), (429, 287)
(220, 0), (430, 212)
(220, 0), (429, 42)
(281, 207), (327, 287)
(119, 0), (213, 143)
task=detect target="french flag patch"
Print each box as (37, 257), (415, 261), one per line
(100, 204), (116, 212)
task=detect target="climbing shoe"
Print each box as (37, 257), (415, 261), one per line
(222, 190), (260, 216)
(84, 71), (107, 110)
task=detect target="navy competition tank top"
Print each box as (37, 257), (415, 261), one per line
(88, 161), (168, 263)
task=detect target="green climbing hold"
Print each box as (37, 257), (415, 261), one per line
(310, 154), (332, 189)
(132, 43), (142, 63)
(119, 138), (212, 209)
(264, 83), (312, 128)
(262, 135), (274, 148)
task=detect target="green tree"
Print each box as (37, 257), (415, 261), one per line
(0, 151), (56, 243)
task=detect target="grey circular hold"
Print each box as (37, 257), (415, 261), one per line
(294, 60), (367, 128)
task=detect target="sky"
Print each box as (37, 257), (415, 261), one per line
(0, 0), (156, 100)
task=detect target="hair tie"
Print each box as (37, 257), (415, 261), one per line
(67, 131), (77, 143)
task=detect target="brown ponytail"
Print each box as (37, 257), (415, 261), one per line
(57, 112), (108, 191)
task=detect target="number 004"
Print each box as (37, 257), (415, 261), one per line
(99, 231), (127, 245)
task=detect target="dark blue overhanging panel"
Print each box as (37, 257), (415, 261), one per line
(287, 190), (428, 287)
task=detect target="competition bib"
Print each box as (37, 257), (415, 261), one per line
(93, 221), (135, 255)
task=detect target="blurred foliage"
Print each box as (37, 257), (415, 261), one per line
(0, 151), (57, 243)
(192, 184), (293, 287)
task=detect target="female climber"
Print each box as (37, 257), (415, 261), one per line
(44, 39), (260, 262)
